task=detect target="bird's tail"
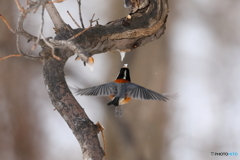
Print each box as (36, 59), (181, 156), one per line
(107, 97), (119, 106)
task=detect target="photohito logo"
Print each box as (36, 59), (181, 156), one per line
(211, 152), (238, 156)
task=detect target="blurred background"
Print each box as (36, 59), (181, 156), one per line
(0, 0), (240, 160)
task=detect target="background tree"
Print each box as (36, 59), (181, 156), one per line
(0, 1), (44, 160)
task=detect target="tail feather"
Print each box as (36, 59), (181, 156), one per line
(107, 97), (119, 106)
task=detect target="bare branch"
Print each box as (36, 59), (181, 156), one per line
(16, 34), (40, 60)
(14, 0), (24, 12)
(45, 2), (66, 29)
(68, 26), (91, 41)
(48, 38), (91, 62)
(42, 35), (62, 60)
(0, 55), (22, 61)
(77, 0), (85, 29)
(96, 122), (107, 159)
(16, 0), (47, 42)
(0, 14), (16, 33)
(15, 1), (44, 60)
(26, 0), (29, 5)
(48, 0), (65, 4)
(89, 13), (99, 26)
(67, 11), (80, 28)
(44, 13), (99, 64)
(33, 5), (45, 50)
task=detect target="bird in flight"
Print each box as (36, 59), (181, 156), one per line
(76, 64), (168, 117)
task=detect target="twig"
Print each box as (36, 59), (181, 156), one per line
(77, 0), (85, 29)
(96, 122), (107, 160)
(48, 0), (65, 4)
(67, 11), (80, 28)
(33, 5), (45, 50)
(16, 34), (40, 60)
(48, 38), (93, 65)
(34, 4), (61, 60)
(14, 1), (45, 60)
(16, 1), (41, 42)
(1, 2), (42, 60)
(14, 0), (24, 12)
(41, 35), (61, 61)
(0, 14), (16, 34)
(68, 26), (91, 41)
(68, 14), (98, 41)
(0, 55), (22, 61)
(89, 13), (99, 26)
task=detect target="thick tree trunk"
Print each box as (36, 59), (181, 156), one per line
(42, 56), (105, 159)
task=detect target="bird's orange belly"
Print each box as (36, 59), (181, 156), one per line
(109, 96), (131, 105)
(119, 97), (131, 105)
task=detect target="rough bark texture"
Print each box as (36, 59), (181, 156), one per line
(43, 57), (103, 159)
(65, 0), (169, 56)
(6, 0), (169, 159)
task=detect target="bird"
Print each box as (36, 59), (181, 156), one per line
(76, 64), (168, 116)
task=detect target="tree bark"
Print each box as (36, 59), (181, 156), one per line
(43, 56), (104, 159)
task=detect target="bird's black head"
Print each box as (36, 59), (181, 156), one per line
(116, 67), (131, 82)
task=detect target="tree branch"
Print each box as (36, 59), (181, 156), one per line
(43, 57), (104, 159)
(45, 2), (66, 29)
(54, 0), (169, 58)
(77, 0), (85, 29)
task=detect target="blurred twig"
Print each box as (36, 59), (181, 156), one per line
(0, 55), (22, 61)
(67, 11), (81, 28)
(77, 0), (85, 29)
(0, 14), (16, 33)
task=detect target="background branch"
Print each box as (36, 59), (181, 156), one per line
(77, 0), (85, 29)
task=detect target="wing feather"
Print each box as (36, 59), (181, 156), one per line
(75, 82), (116, 96)
(126, 83), (168, 101)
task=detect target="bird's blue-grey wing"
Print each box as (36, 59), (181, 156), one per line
(76, 82), (117, 96)
(126, 83), (168, 101)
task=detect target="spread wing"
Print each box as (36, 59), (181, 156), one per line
(126, 83), (168, 101)
(75, 82), (117, 96)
